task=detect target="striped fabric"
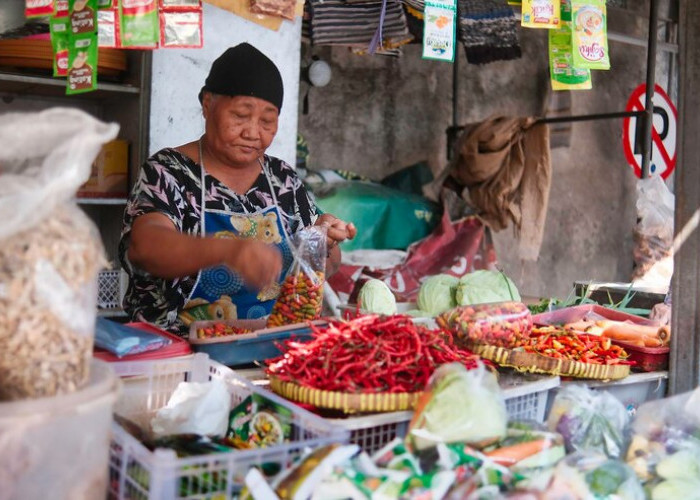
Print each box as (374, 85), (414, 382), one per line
(457, 0), (521, 64)
(305, 0), (412, 54)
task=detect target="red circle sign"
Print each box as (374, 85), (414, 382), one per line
(622, 84), (677, 179)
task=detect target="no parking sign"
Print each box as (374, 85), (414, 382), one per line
(622, 84), (677, 179)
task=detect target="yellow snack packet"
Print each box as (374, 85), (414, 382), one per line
(571, 0), (610, 70)
(521, 0), (560, 29)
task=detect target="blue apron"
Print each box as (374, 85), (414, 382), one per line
(179, 149), (293, 325)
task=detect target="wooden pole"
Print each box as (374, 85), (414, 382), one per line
(670, 0), (700, 394)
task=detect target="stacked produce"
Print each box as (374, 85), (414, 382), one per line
(266, 314), (482, 394)
(525, 326), (633, 365)
(267, 271), (325, 327)
(195, 323), (252, 339)
(436, 301), (532, 348)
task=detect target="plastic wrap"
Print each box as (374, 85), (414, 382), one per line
(94, 318), (171, 357)
(267, 226), (327, 327)
(436, 301), (532, 348)
(0, 108), (118, 400)
(625, 387), (700, 491)
(547, 384), (629, 459)
(250, 0), (296, 21)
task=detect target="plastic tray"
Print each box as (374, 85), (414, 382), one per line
(327, 374), (560, 454)
(188, 319), (326, 367)
(94, 322), (192, 364)
(108, 354), (348, 500)
(532, 305), (669, 372)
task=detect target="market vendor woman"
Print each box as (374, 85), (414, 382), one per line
(119, 43), (356, 335)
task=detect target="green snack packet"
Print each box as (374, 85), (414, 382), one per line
(50, 16), (70, 77)
(549, 21), (592, 90)
(224, 393), (292, 449)
(120, 0), (159, 49)
(67, 33), (98, 94)
(69, 0), (98, 35)
(571, 0), (610, 70)
(98, 0), (117, 8)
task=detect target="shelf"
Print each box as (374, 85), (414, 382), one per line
(77, 197), (128, 205)
(0, 71), (140, 99)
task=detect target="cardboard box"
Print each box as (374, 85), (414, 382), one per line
(78, 139), (129, 198)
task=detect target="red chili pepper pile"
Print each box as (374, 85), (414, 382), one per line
(266, 314), (483, 393)
(523, 326), (633, 365)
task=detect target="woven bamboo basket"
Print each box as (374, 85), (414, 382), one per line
(268, 376), (422, 414)
(468, 343), (630, 380)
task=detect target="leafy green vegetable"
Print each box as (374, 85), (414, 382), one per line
(586, 462), (628, 495)
(454, 270), (520, 306)
(656, 449), (700, 480)
(358, 279), (397, 315)
(417, 274), (459, 315)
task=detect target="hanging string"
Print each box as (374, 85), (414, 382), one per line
(368, 0), (388, 55)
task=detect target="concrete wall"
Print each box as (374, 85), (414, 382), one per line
(298, 14), (674, 298)
(150, 3), (302, 164)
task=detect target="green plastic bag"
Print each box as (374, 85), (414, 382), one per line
(314, 181), (439, 251)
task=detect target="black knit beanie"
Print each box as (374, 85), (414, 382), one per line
(198, 43), (284, 111)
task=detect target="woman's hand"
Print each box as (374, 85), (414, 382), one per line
(223, 238), (282, 290)
(315, 213), (357, 252)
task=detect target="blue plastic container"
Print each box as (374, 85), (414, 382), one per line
(188, 319), (325, 367)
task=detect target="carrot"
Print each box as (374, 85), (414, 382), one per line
(595, 321), (670, 346)
(484, 438), (552, 466)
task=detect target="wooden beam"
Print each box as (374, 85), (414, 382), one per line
(670, 0), (700, 394)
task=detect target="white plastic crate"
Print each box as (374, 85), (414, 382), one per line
(330, 375), (561, 454)
(98, 269), (123, 309)
(108, 354), (349, 500)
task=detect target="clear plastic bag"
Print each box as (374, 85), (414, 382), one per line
(547, 384), (629, 459)
(436, 301), (532, 348)
(267, 226), (327, 327)
(0, 108), (118, 400)
(625, 387), (700, 487)
(632, 176), (674, 285)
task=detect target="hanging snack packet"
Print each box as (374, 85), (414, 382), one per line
(571, 0), (610, 70)
(549, 21), (592, 90)
(160, 9), (203, 48)
(120, 0), (159, 49)
(160, 0), (201, 7)
(422, 0), (457, 62)
(267, 226), (327, 328)
(67, 33), (98, 94)
(521, 0), (560, 29)
(56, 0), (69, 16)
(98, 8), (120, 47)
(250, 0), (296, 21)
(69, 0), (98, 34)
(25, 0), (55, 18)
(50, 16), (70, 77)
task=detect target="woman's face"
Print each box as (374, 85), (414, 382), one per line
(203, 93), (279, 169)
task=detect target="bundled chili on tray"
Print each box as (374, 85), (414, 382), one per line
(524, 326), (633, 365)
(266, 315), (483, 393)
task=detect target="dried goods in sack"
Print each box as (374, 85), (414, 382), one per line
(0, 108), (118, 400)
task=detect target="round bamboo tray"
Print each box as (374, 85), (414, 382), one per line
(468, 343), (631, 380)
(268, 376), (422, 414)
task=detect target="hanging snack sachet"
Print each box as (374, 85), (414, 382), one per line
(571, 0), (610, 70)
(521, 0), (560, 29)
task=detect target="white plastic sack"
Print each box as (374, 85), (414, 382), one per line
(151, 380), (230, 437)
(0, 108), (119, 400)
(0, 108), (119, 240)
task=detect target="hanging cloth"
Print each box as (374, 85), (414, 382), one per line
(457, 0), (522, 64)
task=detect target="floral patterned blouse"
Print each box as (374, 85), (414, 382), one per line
(118, 148), (317, 336)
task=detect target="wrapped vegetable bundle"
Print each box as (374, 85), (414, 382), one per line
(437, 301), (532, 348)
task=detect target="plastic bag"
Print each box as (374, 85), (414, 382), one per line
(250, 0), (296, 20)
(632, 176), (674, 286)
(267, 226), (327, 327)
(94, 318), (171, 357)
(0, 108), (118, 400)
(625, 387), (700, 488)
(151, 379), (230, 438)
(436, 301), (532, 348)
(547, 385), (629, 459)
(408, 363), (507, 451)
(546, 452), (645, 500)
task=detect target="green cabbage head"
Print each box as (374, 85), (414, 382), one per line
(417, 274), (459, 315)
(454, 270), (521, 306)
(358, 279), (397, 315)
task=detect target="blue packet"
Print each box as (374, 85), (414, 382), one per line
(95, 318), (171, 358)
